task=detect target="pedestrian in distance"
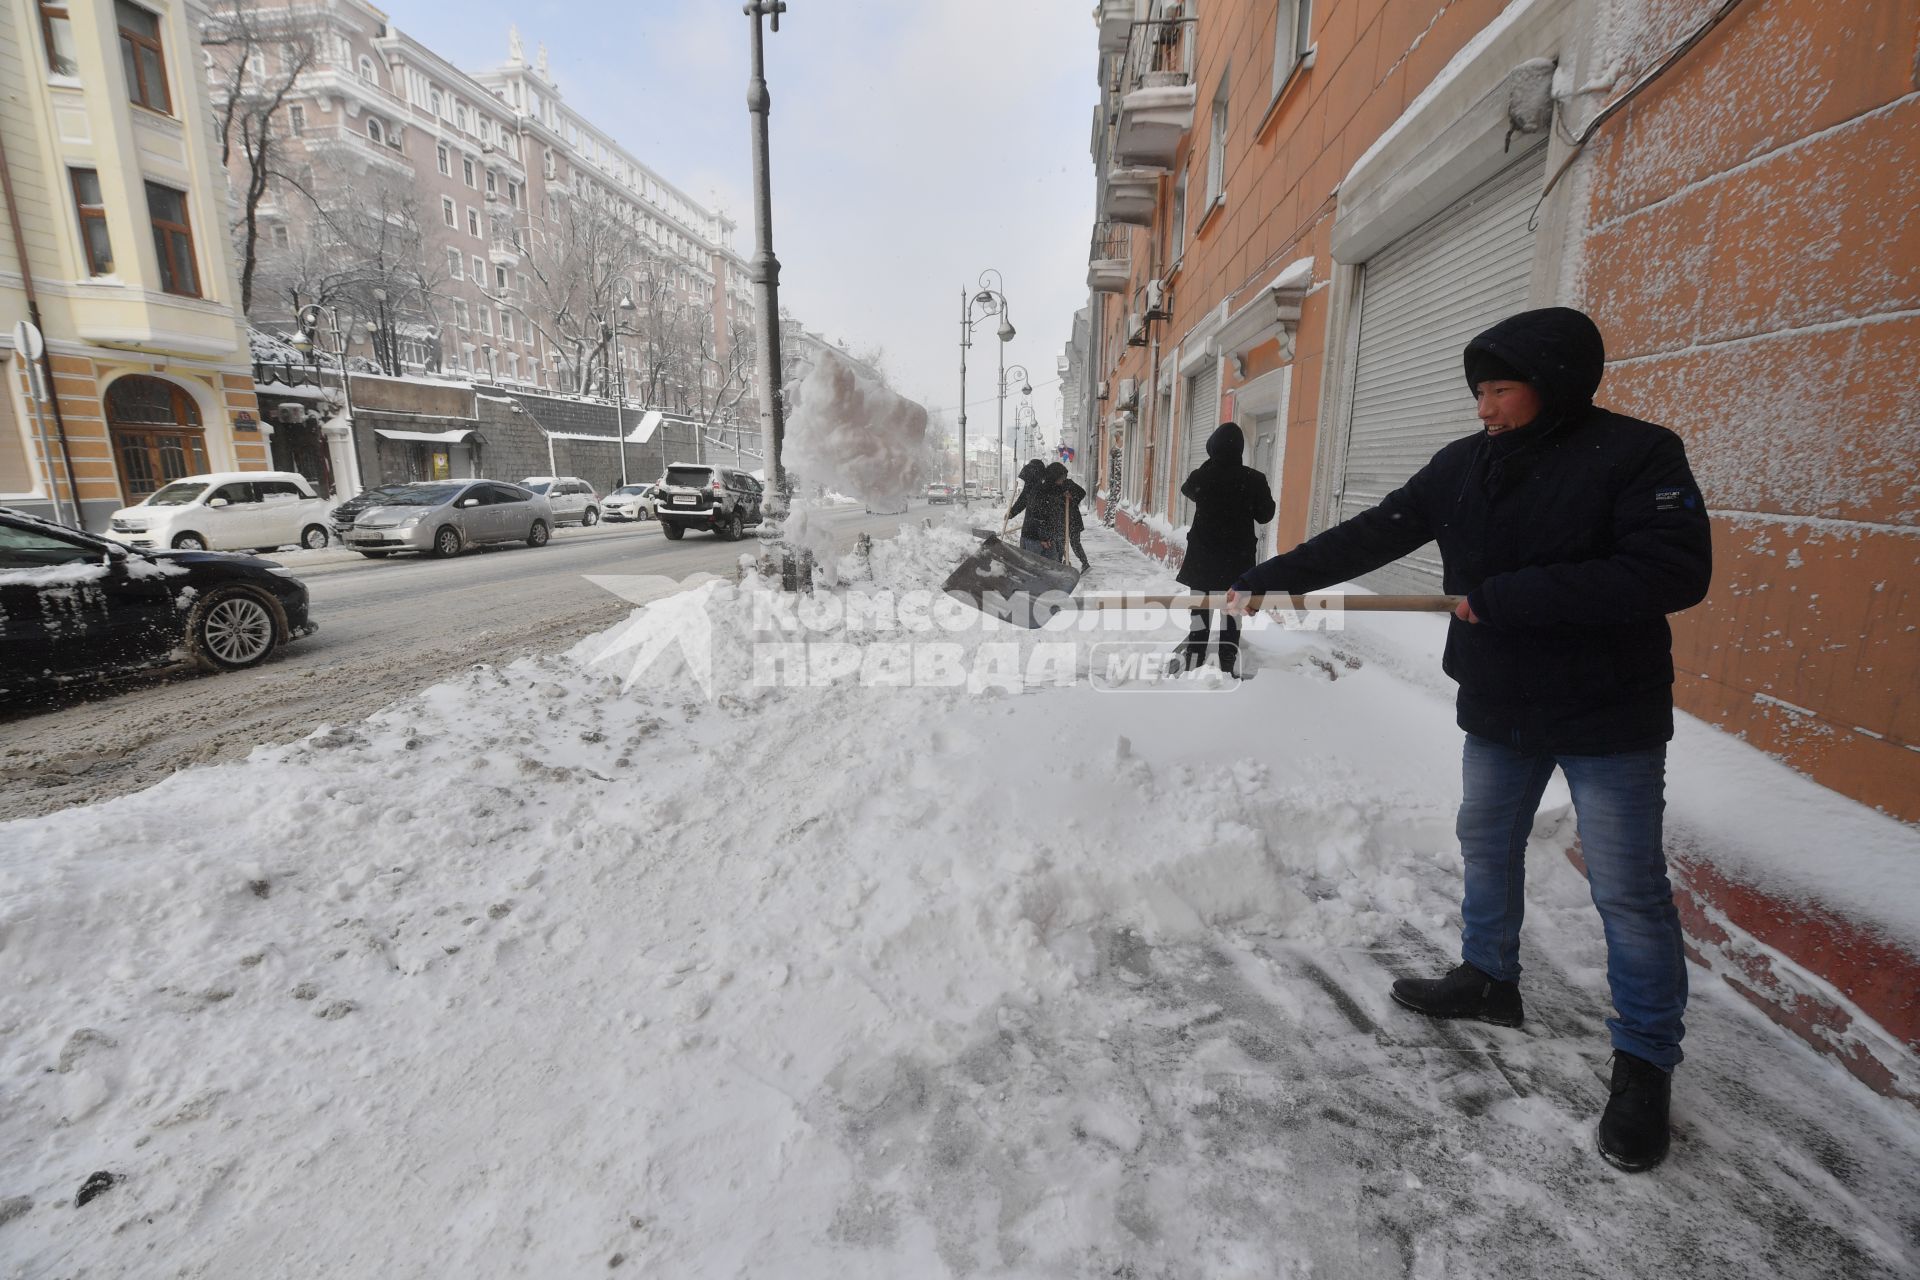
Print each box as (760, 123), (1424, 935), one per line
(1226, 306), (1712, 1173)
(1005, 458), (1049, 557)
(1171, 421), (1275, 677)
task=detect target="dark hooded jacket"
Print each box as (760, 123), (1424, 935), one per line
(1006, 459), (1049, 541)
(1026, 464), (1089, 564)
(1176, 423), (1277, 589)
(1234, 307), (1712, 753)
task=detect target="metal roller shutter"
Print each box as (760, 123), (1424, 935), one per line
(1178, 359), (1218, 524)
(1338, 146), (1547, 592)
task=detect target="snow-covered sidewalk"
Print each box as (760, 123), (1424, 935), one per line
(2, 516), (1916, 1278)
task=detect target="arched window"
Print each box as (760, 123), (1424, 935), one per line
(107, 376), (206, 503)
(357, 54), (376, 83)
(366, 117), (383, 144)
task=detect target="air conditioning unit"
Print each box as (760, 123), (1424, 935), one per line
(1144, 279), (1170, 320)
(1126, 311), (1148, 347)
(1096, 380), (1111, 401)
(1116, 377), (1139, 409)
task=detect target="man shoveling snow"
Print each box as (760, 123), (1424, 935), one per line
(1229, 306), (1713, 1172)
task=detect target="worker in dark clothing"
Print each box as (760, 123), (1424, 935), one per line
(1005, 459), (1049, 556)
(1171, 421), (1275, 676)
(1228, 307), (1712, 1173)
(1040, 461), (1091, 571)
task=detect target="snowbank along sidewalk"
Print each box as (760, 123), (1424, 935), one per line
(2, 515), (1916, 1278)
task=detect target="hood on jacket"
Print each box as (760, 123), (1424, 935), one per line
(1017, 459), (1047, 486)
(1206, 421), (1244, 463)
(1463, 307), (1606, 422)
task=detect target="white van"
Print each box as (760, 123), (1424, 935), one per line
(107, 471), (332, 552)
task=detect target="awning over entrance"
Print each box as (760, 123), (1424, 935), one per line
(373, 427), (480, 444)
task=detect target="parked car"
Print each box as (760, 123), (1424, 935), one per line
(925, 483), (955, 505)
(328, 484), (412, 539)
(107, 471), (331, 553)
(343, 480), (553, 558)
(603, 483), (657, 522)
(653, 464), (763, 541)
(1, 506), (315, 695)
(520, 476), (601, 526)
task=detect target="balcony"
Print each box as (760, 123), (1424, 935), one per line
(1087, 222), (1131, 294)
(1113, 16), (1196, 168)
(488, 236), (522, 267)
(1103, 167), (1162, 226)
(1096, 0), (1136, 54)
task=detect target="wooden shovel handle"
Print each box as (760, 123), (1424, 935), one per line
(1072, 592), (1462, 612)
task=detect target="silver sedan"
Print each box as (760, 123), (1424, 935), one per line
(342, 480), (555, 558)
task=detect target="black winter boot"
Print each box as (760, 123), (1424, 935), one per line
(1390, 961), (1524, 1028)
(1597, 1051), (1672, 1172)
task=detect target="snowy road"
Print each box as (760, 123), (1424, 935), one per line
(0, 502), (926, 821)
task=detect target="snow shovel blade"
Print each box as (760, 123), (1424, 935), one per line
(942, 533), (1083, 628)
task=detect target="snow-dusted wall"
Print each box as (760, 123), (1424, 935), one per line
(1575, 0), (1919, 821)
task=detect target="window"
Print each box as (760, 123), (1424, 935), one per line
(446, 247), (463, 279)
(116, 1), (170, 114)
(500, 312), (513, 342)
(357, 54), (376, 84)
(366, 117), (383, 145)
(70, 169), (113, 275)
(107, 376), (207, 502)
(472, 254), (484, 281)
(39, 1), (77, 75)
(1272, 0), (1312, 97)
(429, 89), (442, 116)
(507, 180), (521, 208)
(466, 208), (480, 238)
(271, 223), (289, 249)
(437, 143), (450, 176)
(477, 306), (491, 336)
(288, 103), (305, 135)
(453, 299), (469, 330)
(1205, 72), (1230, 209)
(493, 265), (508, 291)
(505, 353), (518, 379)
(485, 169), (496, 196)
(442, 196), (456, 227)
(1171, 168), (1188, 264)
(543, 148), (555, 180)
(462, 157), (475, 187)
(144, 182), (198, 296)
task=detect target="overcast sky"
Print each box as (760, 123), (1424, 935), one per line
(398, 0), (1098, 439)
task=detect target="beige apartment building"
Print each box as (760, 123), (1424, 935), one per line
(218, 1), (758, 438)
(3, 0), (268, 530)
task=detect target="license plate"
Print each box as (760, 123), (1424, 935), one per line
(673, 495), (695, 506)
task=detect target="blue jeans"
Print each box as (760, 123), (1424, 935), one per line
(1457, 734), (1687, 1068)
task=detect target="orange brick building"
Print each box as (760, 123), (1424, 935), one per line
(1080, 0), (1918, 1092)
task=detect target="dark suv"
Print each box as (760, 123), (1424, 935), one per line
(654, 464), (764, 541)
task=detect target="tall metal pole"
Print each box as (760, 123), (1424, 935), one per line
(614, 343), (628, 486)
(957, 288), (968, 496)
(745, 1), (788, 506)
(996, 338), (1006, 500)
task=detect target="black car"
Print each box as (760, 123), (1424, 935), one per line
(327, 483), (410, 538)
(0, 507), (316, 697)
(654, 464), (764, 541)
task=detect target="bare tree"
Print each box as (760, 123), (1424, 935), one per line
(502, 180), (651, 395)
(203, 0), (316, 316)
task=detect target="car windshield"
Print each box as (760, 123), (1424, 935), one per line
(380, 483), (466, 507)
(147, 482), (208, 506)
(613, 485), (647, 496)
(665, 467), (712, 488)
(524, 481), (553, 494)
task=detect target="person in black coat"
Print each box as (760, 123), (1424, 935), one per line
(1028, 461), (1090, 570)
(1172, 421), (1275, 675)
(1005, 458), (1049, 556)
(1228, 306), (1711, 1173)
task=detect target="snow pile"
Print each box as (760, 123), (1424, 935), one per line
(2, 522), (1918, 1276)
(784, 349), (931, 508)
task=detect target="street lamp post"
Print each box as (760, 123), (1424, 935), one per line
(958, 269), (1013, 506)
(744, 0), (788, 510)
(1000, 361), (1031, 495)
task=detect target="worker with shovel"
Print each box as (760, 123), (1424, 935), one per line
(1226, 307), (1712, 1173)
(1005, 459), (1050, 556)
(1170, 421), (1275, 676)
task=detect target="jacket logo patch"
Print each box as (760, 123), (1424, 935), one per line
(1654, 486), (1696, 512)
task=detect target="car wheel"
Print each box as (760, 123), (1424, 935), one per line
(358, 550), (392, 558)
(171, 531), (207, 551)
(582, 506), (600, 526)
(720, 512), (745, 541)
(661, 521), (685, 541)
(188, 588), (279, 671)
(432, 524), (463, 558)
(301, 523), (329, 550)
(527, 520), (550, 547)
